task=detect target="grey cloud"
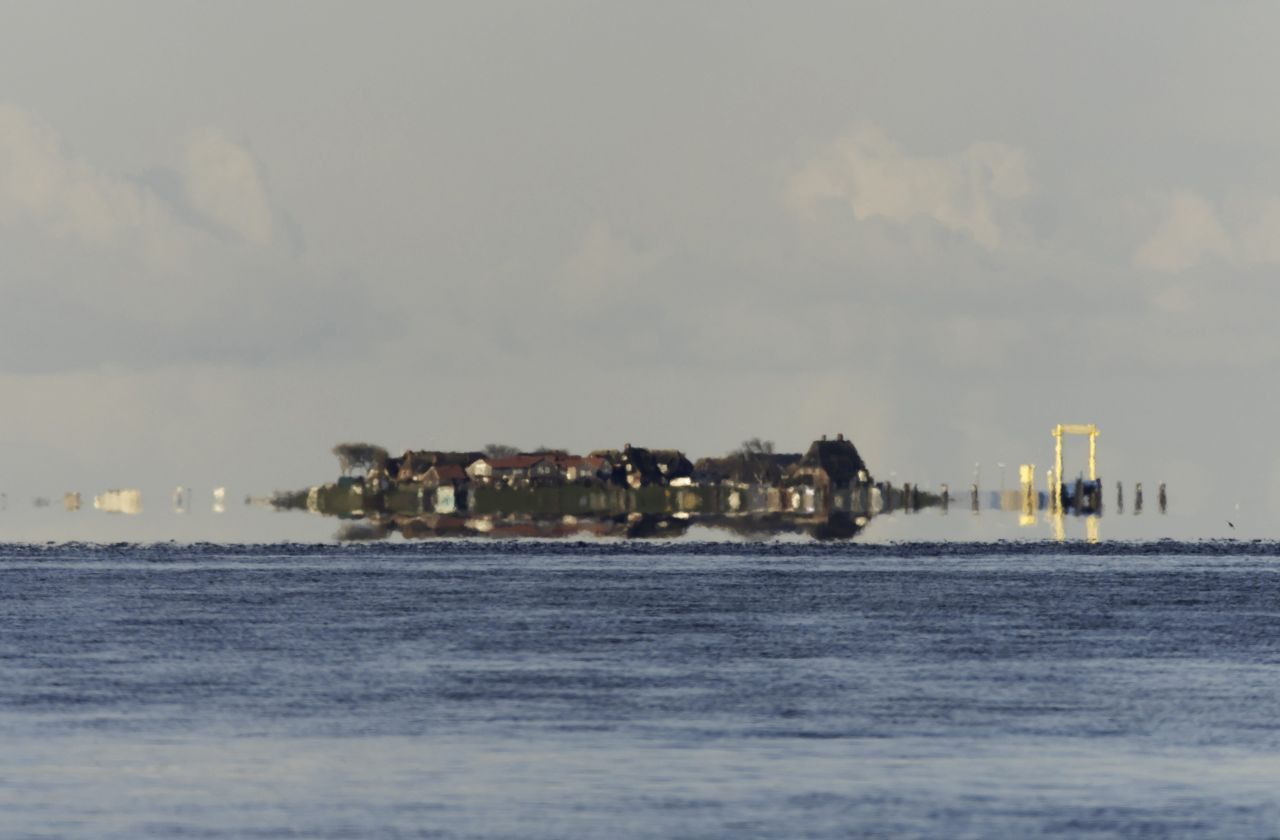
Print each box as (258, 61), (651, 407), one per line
(0, 104), (386, 374)
(0, 104), (279, 258)
(0, 103), (191, 271)
(787, 125), (1033, 251)
(1134, 191), (1280, 272)
(183, 127), (275, 246)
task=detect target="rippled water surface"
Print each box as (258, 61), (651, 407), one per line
(3, 541), (1280, 838)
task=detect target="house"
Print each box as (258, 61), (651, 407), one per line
(526, 456), (562, 485)
(558, 455), (612, 483)
(421, 463), (468, 488)
(607, 444), (693, 488)
(692, 457), (732, 486)
(469, 454), (561, 486)
(616, 444), (664, 488)
(398, 450), (484, 483)
(651, 449), (695, 487)
(466, 457), (494, 482)
(788, 434), (869, 491)
(697, 452), (802, 486)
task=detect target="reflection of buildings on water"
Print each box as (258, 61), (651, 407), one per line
(344, 512), (697, 541)
(334, 511), (875, 542)
(697, 512), (871, 541)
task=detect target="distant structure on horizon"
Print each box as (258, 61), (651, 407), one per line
(289, 433), (937, 531)
(94, 489), (143, 515)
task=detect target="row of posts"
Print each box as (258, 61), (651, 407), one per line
(878, 482), (922, 514)
(964, 480), (1166, 514)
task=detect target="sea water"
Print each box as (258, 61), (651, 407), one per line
(2, 541), (1279, 838)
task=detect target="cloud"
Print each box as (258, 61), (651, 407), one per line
(787, 125), (1032, 250)
(0, 102), (190, 269)
(558, 221), (656, 306)
(1132, 191), (1234, 272)
(0, 104), (389, 374)
(0, 104), (278, 269)
(183, 127), (275, 245)
(1134, 191), (1280, 272)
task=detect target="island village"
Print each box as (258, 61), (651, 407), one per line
(282, 434), (945, 540)
(34, 426), (1161, 542)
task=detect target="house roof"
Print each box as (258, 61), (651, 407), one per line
(797, 437), (868, 486)
(554, 455), (606, 469)
(427, 464), (468, 482)
(404, 450), (484, 468)
(621, 446), (661, 474)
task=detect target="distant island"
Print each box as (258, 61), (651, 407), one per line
(273, 435), (944, 540)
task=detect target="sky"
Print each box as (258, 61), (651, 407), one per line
(2, 2), (1278, 532)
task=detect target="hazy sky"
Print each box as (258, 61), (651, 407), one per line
(2, 2), (1278, 521)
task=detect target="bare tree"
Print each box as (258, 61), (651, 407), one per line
(332, 442), (389, 475)
(483, 443), (521, 459)
(729, 438), (777, 484)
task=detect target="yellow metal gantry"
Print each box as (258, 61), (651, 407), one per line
(1051, 423), (1099, 512)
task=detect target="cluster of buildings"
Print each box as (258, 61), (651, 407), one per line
(302, 434), (926, 521)
(362, 436), (872, 495)
(369, 445), (699, 493)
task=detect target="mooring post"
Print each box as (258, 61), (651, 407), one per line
(970, 483), (979, 512)
(1116, 481), (1124, 514)
(1158, 483), (1167, 514)
(1134, 482), (1143, 515)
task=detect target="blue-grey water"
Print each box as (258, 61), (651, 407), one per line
(3, 541), (1280, 838)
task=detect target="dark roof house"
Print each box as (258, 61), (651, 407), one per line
(617, 445), (664, 488)
(789, 434), (869, 490)
(651, 449), (695, 483)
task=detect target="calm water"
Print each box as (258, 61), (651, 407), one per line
(3, 541), (1280, 838)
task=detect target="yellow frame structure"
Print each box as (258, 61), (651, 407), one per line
(1051, 423), (1099, 511)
